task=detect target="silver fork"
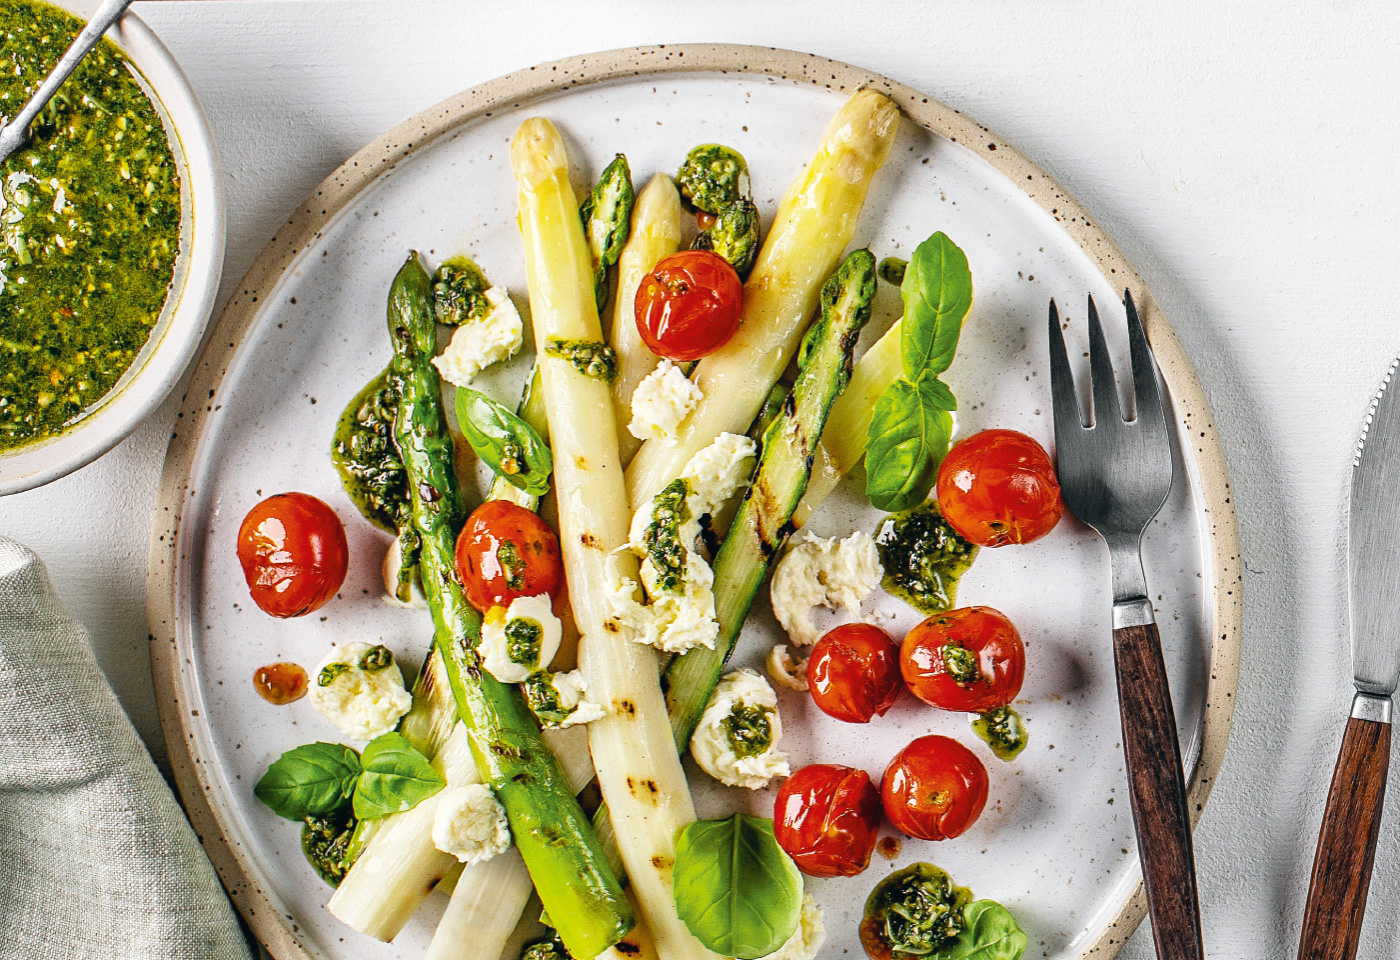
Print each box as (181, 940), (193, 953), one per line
(1048, 291), (1203, 960)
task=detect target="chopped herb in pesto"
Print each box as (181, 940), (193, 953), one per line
(497, 539), (527, 591)
(940, 642), (980, 686)
(875, 502), (978, 614)
(860, 863), (972, 960)
(505, 617), (543, 668)
(522, 672), (570, 727)
(545, 338), (618, 382)
(301, 807), (358, 887)
(432, 256), (491, 326)
(0, 0), (182, 450)
(721, 702), (774, 759)
(358, 644), (394, 672)
(971, 706), (1028, 761)
(318, 662), (351, 687)
(642, 478), (691, 592)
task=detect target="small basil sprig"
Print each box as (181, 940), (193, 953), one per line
(865, 232), (973, 512)
(936, 900), (1027, 960)
(672, 814), (802, 959)
(254, 742), (361, 821)
(352, 732), (447, 820)
(254, 734), (445, 823)
(456, 386), (553, 495)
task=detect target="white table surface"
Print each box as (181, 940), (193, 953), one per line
(2, 1), (1396, 957)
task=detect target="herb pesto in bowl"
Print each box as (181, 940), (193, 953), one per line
(0, 0), (222, 493)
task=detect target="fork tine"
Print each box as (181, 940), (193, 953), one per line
(1123, 289), (1166, 431)
(1085, 295), (1123, 425)
(1047, 299), (1086, 430)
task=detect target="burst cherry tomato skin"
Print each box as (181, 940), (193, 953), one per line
(236, 493), (349, 618)
(935, 429), (1064, 547)
(881, 735), (989, 841)
(774, 764), (884, 877)
(634, 250), (744, 361)
(808, 624), (902, 723)
(455, 500), (564, 613)
(901, 606), (1026, 713)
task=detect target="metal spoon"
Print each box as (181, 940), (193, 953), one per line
(0, 0), (137, 165)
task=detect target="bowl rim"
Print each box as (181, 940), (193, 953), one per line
(145, 44), (1243, 960)
(0, 1), (225, 496)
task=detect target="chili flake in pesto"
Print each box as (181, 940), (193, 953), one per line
(1, 0), (181, 450)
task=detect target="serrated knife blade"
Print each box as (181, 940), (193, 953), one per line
(1349, 355), (1400, 698)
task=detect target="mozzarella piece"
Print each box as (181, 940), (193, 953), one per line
(380, 537), (427, 609)
(690, 669), (790, 789)
(766, 644), (811, 692)
(431, 783), (512, 865)
(770, 531), (883, 646)
(680, 432), (757, 516)
(431, 287), (523, 386)
(307, 641), (412, 741)
(478, 594), (563, 684)
(628, 360), (704, 444)
(548, 669), (607, 728)
(762, 894), (825, 960)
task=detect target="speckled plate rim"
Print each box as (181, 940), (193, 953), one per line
(146, 44), (1242, 960)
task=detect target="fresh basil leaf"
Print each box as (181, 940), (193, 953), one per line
(352, 732), (446, 820)
(935, 900), (1027, 960)
(901, 231), (973, 380)
(673, 815), (802, 959)
(865, 376), (956, 512)
(456, 387), (553, 495)
(254, 742), (361, 821)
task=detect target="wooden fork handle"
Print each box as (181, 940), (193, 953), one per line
(1113, 621), (1204, 960)
(1297, 709), (1391, 960)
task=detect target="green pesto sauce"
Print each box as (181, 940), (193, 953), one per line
(358, 644), (393, 672)
(643, 478), (691, 592)
(861, 863), (973, 959)
(505, 617), (543, 668)
(721, 702), (774, 759)
(301, 806), (357, 887)
(0, 0), (181, 450)
(971, 705), (1029, 762)
(522, 672), (569, 728)
(331, 365), (408, 532)
(875, 502), (979, 615)
(545, 337), (617, 382)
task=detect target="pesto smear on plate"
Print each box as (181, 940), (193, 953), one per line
(0, 0), (181, 451)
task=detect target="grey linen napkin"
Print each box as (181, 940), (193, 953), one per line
(0, 537), (252, 960)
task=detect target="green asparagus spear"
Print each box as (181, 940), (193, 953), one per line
(663, 248), (878, 747)
(580, 154), (635, 311)
(387, 254), (633, 959)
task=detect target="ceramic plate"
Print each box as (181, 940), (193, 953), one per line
(148, 46), (1241, 960)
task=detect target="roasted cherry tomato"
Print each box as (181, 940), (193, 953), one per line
(935, 429), (1063, 547)
(808, 623), (902, 723)
(881, 735), (989, 841)
(900, 606), (1025, 713)
(455, 500), (564, 612)
(634, 250), (743, 361)
(236, 492), (349, 618)
(774, 764), (883, 877)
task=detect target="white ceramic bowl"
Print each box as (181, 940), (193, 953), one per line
(0, 0), (224, 495)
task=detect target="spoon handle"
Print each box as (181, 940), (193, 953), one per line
(0, 0), (137, 162)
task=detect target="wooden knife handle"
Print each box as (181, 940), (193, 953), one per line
(1113, 621), (1204, 960)
(1297, 710), (1391, 960)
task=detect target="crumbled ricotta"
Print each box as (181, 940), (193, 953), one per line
(690, 669), (790, 789)
(308, 641), (412, 741)
(431, 287), (523, 386)
(381, 537), (427, 610)
(628, 360), (703, 444)
(479, 595), (563, 684)
(609, 434), (757, 654)
(770, 531), (884, 646)
(766, 644), (811, 692)
(548, 669), (607, 728)
(762, 894), (825, 960)
(431, 783), (511, 865)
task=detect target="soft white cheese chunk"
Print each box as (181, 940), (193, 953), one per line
(762, 894), (825, 960)
(308, 641), (412, 741)
(628, 360), (703, 444)
(431, 286), (523, 386)
(609, 434), (757, 654)
(766, 644), (811, 692)
(548, 669), (607, 728)
(690, 669), (790, 789)
(770, 531), (883, 646)
(431, 783), (511, 865)
(479, 595), (563, 684)
(381, 537), (427, 610)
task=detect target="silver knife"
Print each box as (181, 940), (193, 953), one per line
(1296, 356), (1400, 960)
